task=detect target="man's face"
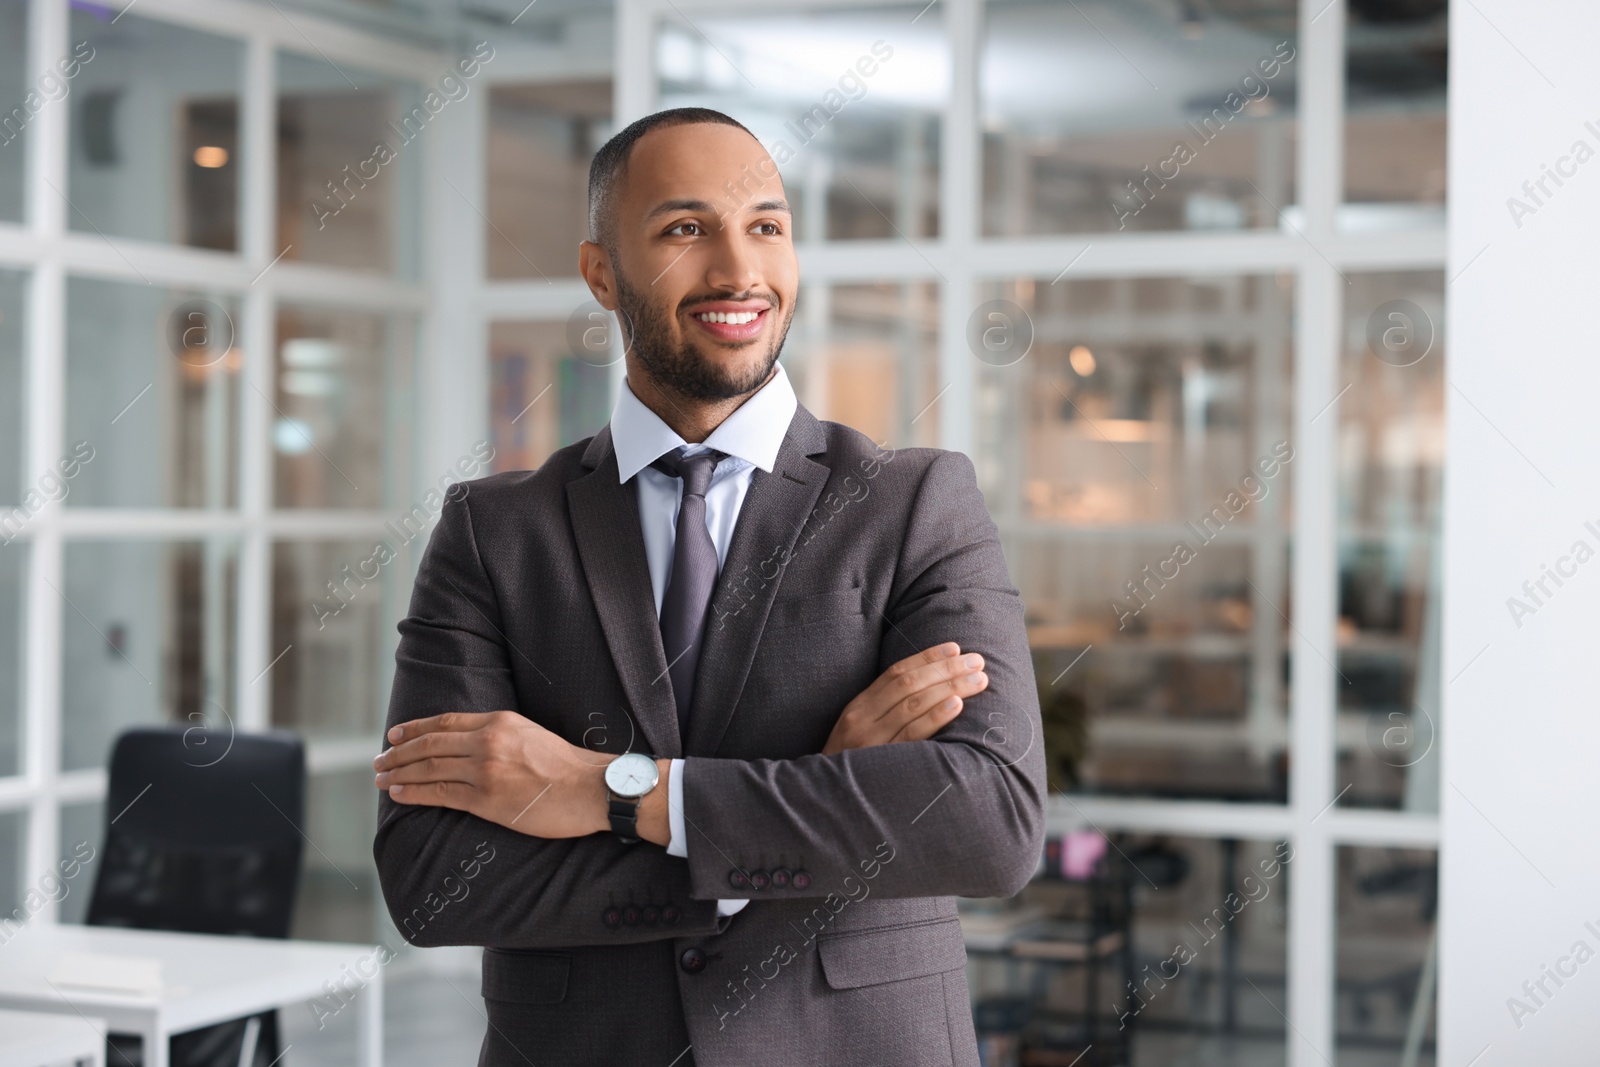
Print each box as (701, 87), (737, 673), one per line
(593, 123), (799, 402)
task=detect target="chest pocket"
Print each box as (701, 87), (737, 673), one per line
(763, 585), (865, 631)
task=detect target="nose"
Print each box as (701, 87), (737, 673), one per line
(703, 225), (761, 295)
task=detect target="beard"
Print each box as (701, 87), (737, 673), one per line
(613, 265), (792, 402)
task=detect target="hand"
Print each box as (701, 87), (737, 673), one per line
(374, 711), (626, 840)
(822, 642), (988, 755)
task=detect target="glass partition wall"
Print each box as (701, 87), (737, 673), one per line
(531, 0), (1438, 1064)
(0, 0), (432, 948)
(1, 0), (1447, 1064)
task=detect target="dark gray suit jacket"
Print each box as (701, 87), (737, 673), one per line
(374, 403), (1047, 1067)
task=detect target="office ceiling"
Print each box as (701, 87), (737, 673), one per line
(238, 0), (616, 48)
(240, 0), (1445, 118)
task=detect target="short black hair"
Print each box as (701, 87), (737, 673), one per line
(586, 107), (757, 258)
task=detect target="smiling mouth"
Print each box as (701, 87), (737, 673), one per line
(688, 306), (769, 342)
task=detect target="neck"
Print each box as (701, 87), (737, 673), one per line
(626, 361), (775, 444)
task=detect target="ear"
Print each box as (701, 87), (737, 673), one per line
(579, 240), (618, 310)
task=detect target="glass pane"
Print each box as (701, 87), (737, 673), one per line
(489, 320), (611, 472)
(0, 808), (22, 922)
(0, 267), (23, 505)
(0, 545), (20, 778)
(982, 0), (1299, 236)
(964, 833), (1289, 1063)
(60, 539), (238, 772)
(289, 768), (380, 943)
(1336, 845), (1437, 1066)
(67, 9), (243, 250)
(784, 282), (939, 449)
(58, 801), (104, 926)
(276, 51), (423, 277)
(656, 6), (943, 241)
(487, 81), (612, 280)
(66, 276), (240, 508)
(274, 305), (414, 510)
(975, 274), (1294, 800)
(1344, 3), (1447, 227)
(0, 0), (27, 222)
(270, 539), (406, 741)
(1336, 271), (1443, 812)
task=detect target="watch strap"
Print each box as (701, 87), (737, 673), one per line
(608, 796), (641, 844)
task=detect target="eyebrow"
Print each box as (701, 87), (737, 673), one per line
(643, 196), (792, 223)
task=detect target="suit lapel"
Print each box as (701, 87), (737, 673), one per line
(566, 427), (682, 759)
(685, 407), (830, 756)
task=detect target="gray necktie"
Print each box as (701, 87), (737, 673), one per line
(650, 447), (727, 736)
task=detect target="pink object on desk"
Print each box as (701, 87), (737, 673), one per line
(1061, 830), (1107, 880)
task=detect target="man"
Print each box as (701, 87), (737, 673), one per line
(372, 107), (1045, 1067)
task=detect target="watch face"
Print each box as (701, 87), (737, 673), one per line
(605, 752), (659, 799)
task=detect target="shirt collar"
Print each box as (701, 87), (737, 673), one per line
(610, 360), (798, 484)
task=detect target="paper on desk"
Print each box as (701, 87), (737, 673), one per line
(48, 953), (163, 996)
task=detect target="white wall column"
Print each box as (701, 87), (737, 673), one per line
(1441, 0), (1600, 1061)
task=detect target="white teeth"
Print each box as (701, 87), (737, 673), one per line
(696, 311), (760, 324)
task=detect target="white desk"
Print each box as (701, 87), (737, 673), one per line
(0, 926), (383, 1067)
(0, 1009), (105, 1067)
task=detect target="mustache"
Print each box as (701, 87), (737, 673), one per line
(680, 292), (779, 311)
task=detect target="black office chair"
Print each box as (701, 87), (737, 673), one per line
(87, 726), (306, 1067)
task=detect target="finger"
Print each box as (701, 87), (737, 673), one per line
(876, 643), (960, 710)
(375, 755), (479, 789)
(891, 694), (966, 743)
(868, 643), (962, 704)
(386, 711), (490, 746)
(387, 779), (477, 811)
(872, 651), (987, 723)
(375, 730), (479, 771)
(884, 670), (987, 734)
(892, 694), (963, 742)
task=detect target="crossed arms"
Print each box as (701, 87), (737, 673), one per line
(372, 450), (1046, 949)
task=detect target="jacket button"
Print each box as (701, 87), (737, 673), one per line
(642, 905), (660, 925)
(728, 870), (750, 889)
(791, 870), (812, 890)
(748, 869), (771, 890)
(679, 948), (707, 974)
(663, 904), (681, 924)
(770, 867), (791, 889)
(602, 906), (623, 928)
(622, 906), (641, 926)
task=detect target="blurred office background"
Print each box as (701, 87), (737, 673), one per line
(0, 0), (1448, 1064)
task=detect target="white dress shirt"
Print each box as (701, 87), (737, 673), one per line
(608, 360), (798, 919)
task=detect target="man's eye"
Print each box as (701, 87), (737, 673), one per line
(668, 222), (703, 237)
(753, 222), (782, 236)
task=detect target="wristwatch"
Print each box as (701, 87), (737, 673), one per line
(604, 752), (660, 845)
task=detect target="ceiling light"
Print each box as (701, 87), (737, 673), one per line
(193, 146), (229, 168)
(273, 418), (315, 455)
(1069, 344), (1097, 377)
(281, 339), (344, 369)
